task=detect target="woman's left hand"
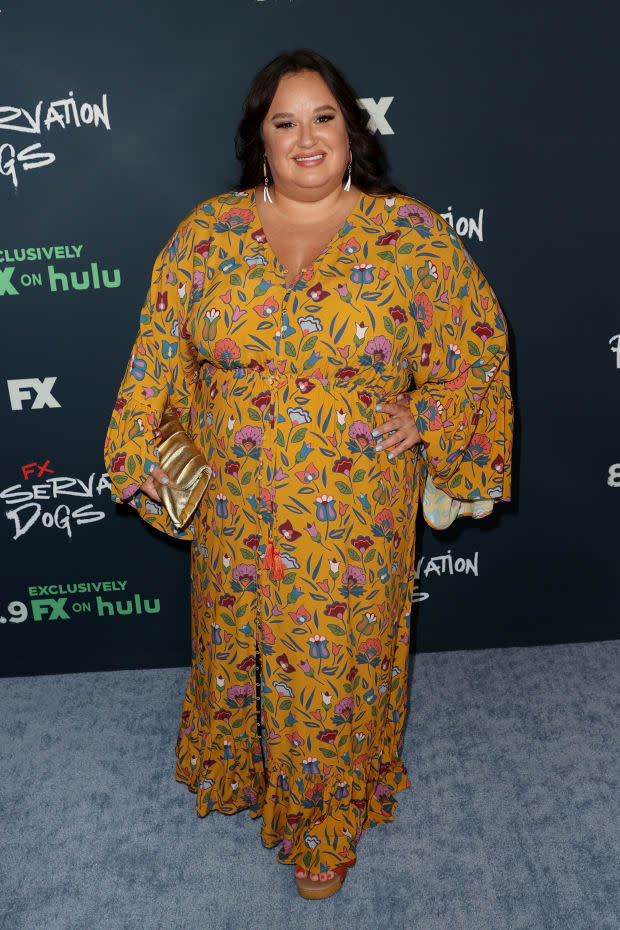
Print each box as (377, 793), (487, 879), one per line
(374, 393), (422, 457)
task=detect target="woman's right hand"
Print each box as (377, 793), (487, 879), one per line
(140, 465), (170, 503)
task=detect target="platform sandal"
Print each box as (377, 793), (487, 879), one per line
(294, 863), (350, 900)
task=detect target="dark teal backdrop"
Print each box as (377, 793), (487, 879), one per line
(1, 0), (618, 675)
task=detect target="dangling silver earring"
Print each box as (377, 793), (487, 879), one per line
(263, 154), (273, 203)
(343, 154), (352, 192)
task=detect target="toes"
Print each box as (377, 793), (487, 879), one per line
(296, 865), (337, 883)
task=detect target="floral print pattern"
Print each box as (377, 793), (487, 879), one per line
(104, 187), (513, 875)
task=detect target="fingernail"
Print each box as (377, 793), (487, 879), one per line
(376, 404), (382, 411)
(376, 444), (382, 451)
(371, 428), (379, 437)
(160, 476), (169, 485)
(388, 453), (394, 460)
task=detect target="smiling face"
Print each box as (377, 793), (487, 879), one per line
(261, 69), (351, 199)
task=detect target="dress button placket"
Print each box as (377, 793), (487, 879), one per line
(262, 271), (290, 582)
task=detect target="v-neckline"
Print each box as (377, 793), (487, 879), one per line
(247, 186), (366, 290)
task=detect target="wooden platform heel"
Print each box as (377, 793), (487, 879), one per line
(294, 862), (350, 899)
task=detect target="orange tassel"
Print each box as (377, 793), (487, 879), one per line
(271, 547), (285, 581)
(263, 536), (274, 570)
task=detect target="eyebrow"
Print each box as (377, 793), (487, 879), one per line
(270, 104), (337, 120)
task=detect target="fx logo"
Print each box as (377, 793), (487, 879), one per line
(7, 377), (61, 410)
(357, 97), (395, 135)
(31, 598), (69, 621)
(22, 460), (55, 480)
(0, 266), (18, 296)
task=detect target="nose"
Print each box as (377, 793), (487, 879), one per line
(297, 119), (317, 148)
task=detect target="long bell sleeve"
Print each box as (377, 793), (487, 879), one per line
(405, 223), (514, 529)
(103, 218), (202, 539)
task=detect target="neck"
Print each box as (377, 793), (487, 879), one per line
(256, 183), (357, 224)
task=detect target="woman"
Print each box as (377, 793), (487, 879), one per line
(104, 49), (513, 899)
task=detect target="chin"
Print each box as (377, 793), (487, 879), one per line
(290, 172), (335, 188)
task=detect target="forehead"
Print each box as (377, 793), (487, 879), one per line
(268, 70), (337, 109)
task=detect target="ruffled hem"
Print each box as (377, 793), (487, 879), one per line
(110, 486), (195, 540)
(420, 468), (495, 529)
(252, 751), (411, 873)
(104, 400), (197, 540)
(175, 686), (411, 872)
(174, 688), (266, 815)
(405, 359), (512, 530)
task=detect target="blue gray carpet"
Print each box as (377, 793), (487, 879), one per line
(1, 640), (618, 930)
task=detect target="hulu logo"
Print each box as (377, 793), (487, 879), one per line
(95, 594), (160, 616)
(47, 262), (121, 292)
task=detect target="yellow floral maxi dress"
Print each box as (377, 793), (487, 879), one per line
(103, 188), (513, 874)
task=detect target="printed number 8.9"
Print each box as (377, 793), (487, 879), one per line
(0, 602), (28, 624)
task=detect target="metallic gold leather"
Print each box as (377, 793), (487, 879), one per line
(155, 407), (211, 529)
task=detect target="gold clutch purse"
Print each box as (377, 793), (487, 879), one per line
(154, 407), (212, 529)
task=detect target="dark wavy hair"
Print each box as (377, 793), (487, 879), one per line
(235, 49), (403, 196)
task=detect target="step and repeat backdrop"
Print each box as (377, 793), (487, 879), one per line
(1, 1), (618, 675)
